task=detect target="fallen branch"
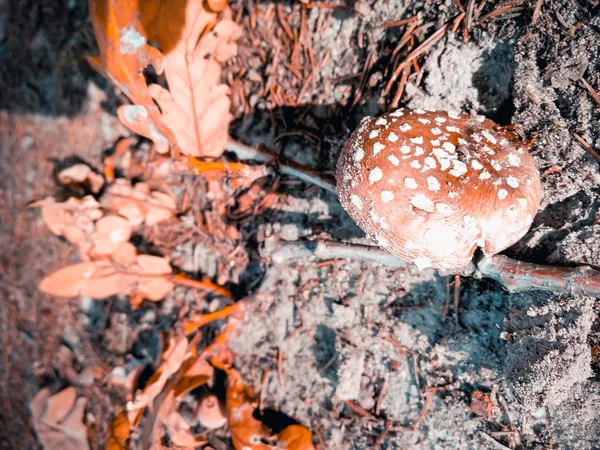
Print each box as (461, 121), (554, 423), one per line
(262, 239), (600, 297)
(225, 138), (337, 194)
(476, 254), (600, 296)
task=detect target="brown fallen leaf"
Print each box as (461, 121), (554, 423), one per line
(223, 363), (316, 450)
(39, 254), (174, 301)
(277, 425), (316, 450)
(30, 387), (90, 450)
(40, 260), (128, 298)
(173, 357), (214, 398)
(32, 196), (103, 257)
(118, 1), (241, 159)
(225, 369), (272, 450)
(133, 337), (211, 449)
(131, 254), (176, 301)
(147, 3), (242, 158)
(87, 0), (177, 154)
(107, 412), (130, 450)
(58, 164), (105, 193)
(101, 179), (177, 226)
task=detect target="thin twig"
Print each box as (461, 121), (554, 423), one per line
(370, 421), (393, 449)
(580, 78), (600, 107)
(277, 349), (285, 387)
(375, 380), (388, 416)
(384, 23), (449, 97)
(343, 400), (378, 420)
(172, 274), (233, 299)
(532, 0), (544, 24)
(465, 0), (476, 29)
(225, 138), (337, 193)
(479, 6), (525, 23)
(390, 65), (411, 109)
(411, 388), (436, 430)
(379, 16), (418, 29)
(573, 133), (600, 163)
(454, 274), (461, 325)
(263, 239), (405, 268)
(182, 303), (241, 335)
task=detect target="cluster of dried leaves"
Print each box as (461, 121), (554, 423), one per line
(30, 0), (317, 448)
(105, 333), (315, 450)
(30, 330), (315, 450)
(34, 172), (177, 303)
(88, 0), (241, 161)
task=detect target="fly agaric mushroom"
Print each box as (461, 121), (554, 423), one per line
(336, 109), (542, 271)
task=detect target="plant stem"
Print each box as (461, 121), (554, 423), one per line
(225, 138), (337, 194)
(172, 273), (233, 299)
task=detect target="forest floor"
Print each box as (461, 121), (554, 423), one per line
(1, 0), (600, 449)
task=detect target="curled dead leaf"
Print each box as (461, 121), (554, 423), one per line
(87, 0), (177, 153)
(117, 105), (171, 154)
(58, 164), (105, 193)
(277, 425), (316, 450)
(225, 369), (272, 450)
(30, 387), (90, 450)
(32, 196), (102, 257)
(173, 358), (214, 398)
(101, 179), (176, 226)
(107, 412), (130, 450)
(127, 336), (189, 426)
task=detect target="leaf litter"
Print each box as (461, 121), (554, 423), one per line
(30, 387), (90, 450)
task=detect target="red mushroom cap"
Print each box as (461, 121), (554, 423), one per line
(336, 108), (542, 271)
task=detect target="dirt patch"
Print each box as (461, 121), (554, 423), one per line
(1, 0), (600, 449)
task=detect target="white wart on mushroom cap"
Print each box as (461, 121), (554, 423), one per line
(336, 108), (542, 270)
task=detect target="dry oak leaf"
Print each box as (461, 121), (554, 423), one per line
(58, 164), (105, 193)
(125, 0), (242, 158)
(30, 387), (90, 450)
(225, 369), (272, 450)
(148, 13), (242, 158)
(33, 196), (132, 259)
(277, 425), (316, 450)
(88, 0), (177, 154)
(225, 368), (316, 450)
(40, 252), (174, 301)
(107, 412), (130, 450)
(32, 196), (103, 257)
(101, 179), (177, 226)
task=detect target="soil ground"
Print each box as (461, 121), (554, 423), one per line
(1, 0), (600, 449)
